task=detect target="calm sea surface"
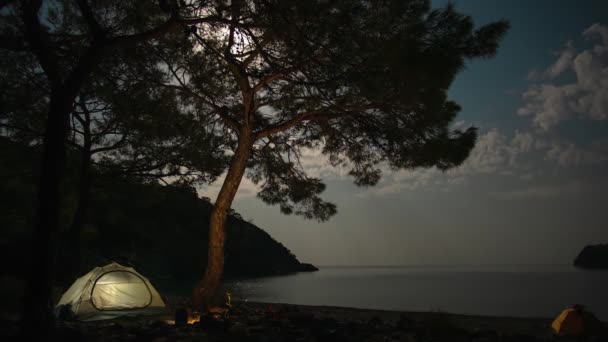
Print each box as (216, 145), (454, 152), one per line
(226, 265), (608, 320)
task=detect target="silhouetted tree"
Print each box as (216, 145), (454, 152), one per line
(1, 61), (227, 282)
(161, 0), (509, 308)
(2, 23), (228, 283)
(60, 75), (226, 283)
(0, 0), (225, 336)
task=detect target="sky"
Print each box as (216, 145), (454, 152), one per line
(201, 1), (608, 266)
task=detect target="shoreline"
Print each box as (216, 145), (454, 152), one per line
(4, 299), (606, 340)
(235, 301), (554, 337)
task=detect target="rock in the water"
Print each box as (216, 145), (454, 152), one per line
(574, 244), (608, 269)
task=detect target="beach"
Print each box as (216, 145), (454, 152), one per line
(5, 300), (604, 341)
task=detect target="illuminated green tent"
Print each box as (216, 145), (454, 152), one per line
(55, 262), (166, 321)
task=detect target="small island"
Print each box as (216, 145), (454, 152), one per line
(574, 244), (608, 269)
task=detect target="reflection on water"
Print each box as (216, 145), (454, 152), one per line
(226, 265), (608, 320)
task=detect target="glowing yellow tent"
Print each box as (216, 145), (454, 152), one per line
(552, 307), (585, 337)
(551, 305), (604, 337)
(55, 262), (166, 321)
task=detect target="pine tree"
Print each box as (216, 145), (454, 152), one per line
(158, 0), (510, 308)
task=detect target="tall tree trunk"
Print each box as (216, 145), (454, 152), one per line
(21, 92), (71, 336)
(192, 129), (253, 309)
(64, 140), (92, 282)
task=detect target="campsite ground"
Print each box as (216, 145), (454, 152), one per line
(3, 295), (607, 341)
(0, 279), (604, 341)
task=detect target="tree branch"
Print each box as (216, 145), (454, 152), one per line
(106, 17), (179, 48)
(0, 122), (42, 137)
(20, 0), (61, 86)
(159, 63), (241, 132)
(90, 134), (127, 154)
(76, 0), (104, 38)
(254, 101), (375, 140)
(252, 68), (296, 93)
(254, 110), (327, 140)
(191, 24), (251, 96)
(72, 101), (87, 126)
(244, 27), (277, 69)
(106, 15), (224, 49)
(242, 31), (272, 66)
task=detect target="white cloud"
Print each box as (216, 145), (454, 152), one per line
(363, 128), (542, 196)
(545, 42), (576, 79)
(512, 130), (535, 153)
(198, 173), (260, 201)
(518, 23), (608, 130)
(370, 168), (444, 195)
(455, 129), (539, 174)
(584, 23), (608, 54)
(451, 120), (467, 129)
(198, 146), (349, 201)
(546, 142), (608, 166)
(458, 129), (512, 173)
(518, 83), (581, 130)
(199, 130), (607, 201)
(299, 147), (349, 179)
(546, 144), (581, 166)
(526, 42), (575, 81)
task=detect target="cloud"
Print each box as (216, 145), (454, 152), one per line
(512, 130), (534, 153)
(363, 128), (542, 197)
(518, 23), (608, 130)
(545, 42), (576, 79)
(299, 147), (349, 179)
(459, 129), (512, 173)
(198, 173), (260, 201)
(367, 168), (444, 196)
(198, 146), (350, 201)
(454, 129), (541, 175)
(526, 41), (576, 81)
(451, 120), (467, 129)
(546, 141), (608, 166)
(490, 181), (583, 200)
(585, 23), (608, 54)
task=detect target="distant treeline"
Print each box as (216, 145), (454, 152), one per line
(0, 137), (316, 294)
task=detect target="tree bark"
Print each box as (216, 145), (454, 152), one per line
(192, 129), (253, 309)
(64, 122), (92, 282)
(21, 91), (72, 336)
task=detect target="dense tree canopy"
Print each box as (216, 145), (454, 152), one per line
(0, 0), (228, 335)
(1, 1), (228, 284)
(163, 0), (508, 220)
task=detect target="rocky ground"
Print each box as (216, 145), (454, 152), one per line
(4, 301), (607, 341)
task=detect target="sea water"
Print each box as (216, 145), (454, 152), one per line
(227, 265), (608, 320)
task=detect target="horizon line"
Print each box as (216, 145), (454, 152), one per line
(314, 263), (573, 268)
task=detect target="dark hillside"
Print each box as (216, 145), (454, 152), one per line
(0, 137), (316, 294)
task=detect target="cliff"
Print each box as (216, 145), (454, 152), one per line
(574, 244), (608, 269)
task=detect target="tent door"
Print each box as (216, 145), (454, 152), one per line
(91, 271), (152, 310)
